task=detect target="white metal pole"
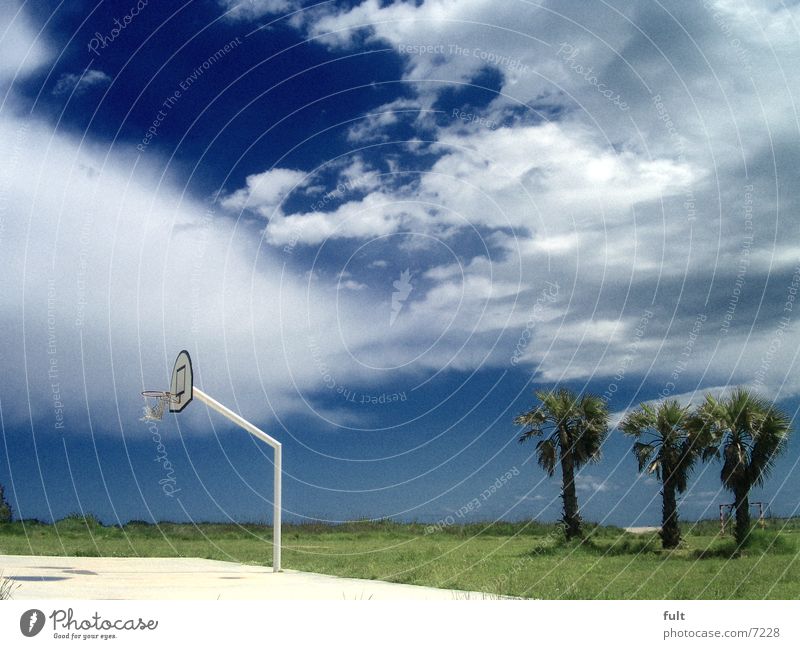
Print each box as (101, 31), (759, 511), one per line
(193, 387), (282, 572)
(273, 444), (281, 572)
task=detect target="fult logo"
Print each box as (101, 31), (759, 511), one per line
(20, 609), (45, 637)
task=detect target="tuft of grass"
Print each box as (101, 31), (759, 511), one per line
(341, 591), (374, 599)
(584, 535), (661, 556)
(0, 572), (19, 600)
(692, 529), (799, 559)
(743, 529), (798, 554)
(525, 530), (661, 557)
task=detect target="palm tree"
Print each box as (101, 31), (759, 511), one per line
(621, 400), (698, 549)
(515, 388), (609, 540)
(694, 388), (792, 547)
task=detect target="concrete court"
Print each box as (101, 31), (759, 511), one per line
(1, 555), (495, 600)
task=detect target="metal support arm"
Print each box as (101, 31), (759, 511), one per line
(194, 387), (281, 572)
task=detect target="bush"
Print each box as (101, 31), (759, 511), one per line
(0, 483), (12, 523)
(56, 513), (103, 530)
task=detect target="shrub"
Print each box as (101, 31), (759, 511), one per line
(0, 483), (12, 523)
(57, 513), (103, 530)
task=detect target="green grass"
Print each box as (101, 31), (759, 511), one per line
(1, 516), (799, 598)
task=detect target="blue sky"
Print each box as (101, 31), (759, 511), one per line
(1, 0), (799, 527)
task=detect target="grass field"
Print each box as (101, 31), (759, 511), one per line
(1, 517), (799, 599)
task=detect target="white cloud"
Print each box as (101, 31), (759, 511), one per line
(219, 0), (303, 20)
(337, 156), (383, 194)
(517, 494), (547, 502)
(308, 0), (496, 55)
(246, 119), (695, 247)
(220, 167), (307, 215)
(576, 474), (613, 493)
(346, 98), (420, 143)
(52, 70), (111, 96)
(426, 122), (696, 227)
(339, 279), (367, 291)
(263, 190), (422, 245)
(0, 2), (50, 85)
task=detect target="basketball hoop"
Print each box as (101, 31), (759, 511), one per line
(135, 350), (282, 572)
(140, 390), (178, 421)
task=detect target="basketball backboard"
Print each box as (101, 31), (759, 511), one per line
(169, 350), (193, 412)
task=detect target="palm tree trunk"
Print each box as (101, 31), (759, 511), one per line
(660, 477), (680, 549)
(734, 485), (751, 548)
(559, 427), (582, 540)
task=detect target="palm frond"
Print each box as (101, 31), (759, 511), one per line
(518, 428), (541, 444)
(572, 393), (609, 467)
(632, 441), (656, 473)
(515, 406), (548, 443)
(748, 409), (791, 487)
(620, 405), (655, 438)
(536, 438), (558, 476)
